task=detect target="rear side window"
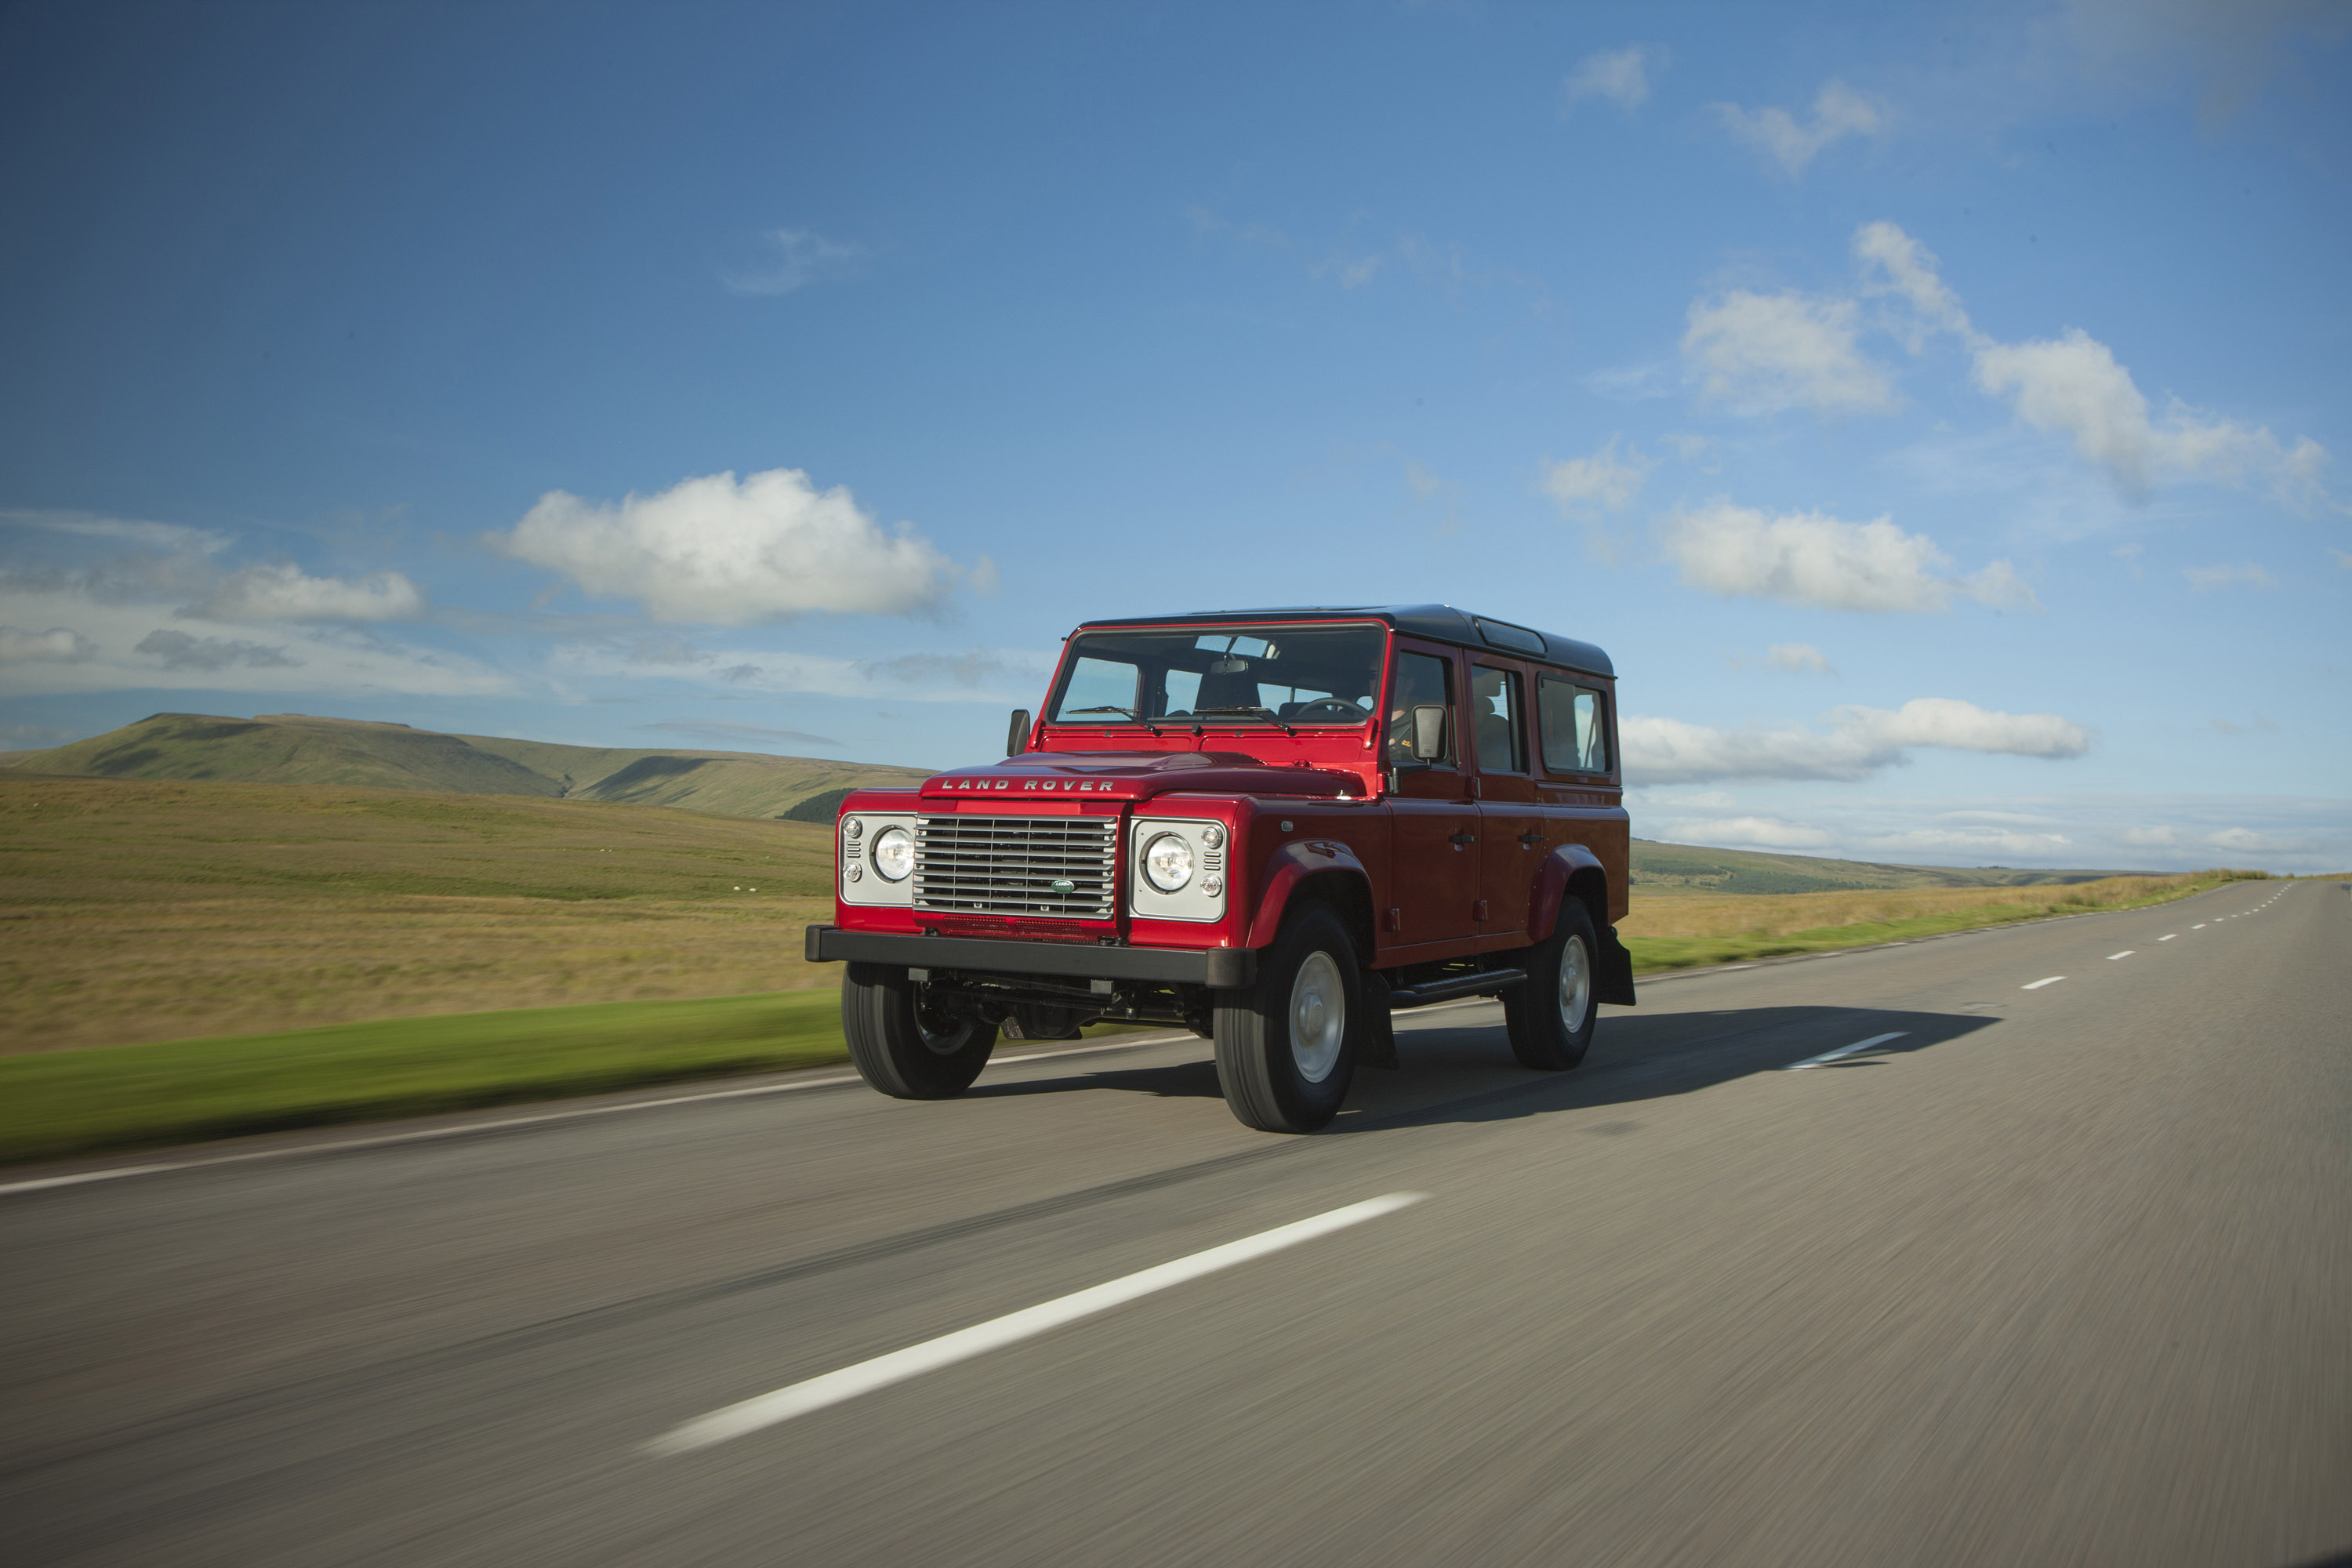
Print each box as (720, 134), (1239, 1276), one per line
(1538, 677), (1608, 774)
(1469, 666), (1526, 774)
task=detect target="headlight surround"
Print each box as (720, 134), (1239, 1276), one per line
(1142, 832), (1196, 892)
(870, 826), (915, 882)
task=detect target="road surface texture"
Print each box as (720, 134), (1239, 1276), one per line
(3, 880), (2346, 1566)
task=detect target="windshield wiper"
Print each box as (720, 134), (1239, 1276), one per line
(1189, 705), (1294, 735)
(1063, 704), (1160, 735)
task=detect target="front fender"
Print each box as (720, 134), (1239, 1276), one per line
(1526, 844), (1607, 944)
(1244, 839), (1374, 949)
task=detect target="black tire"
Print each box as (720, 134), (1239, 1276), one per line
(842, 962), (998, 1099)
(1212, 903), (1359, 1133)
(1504, 898), (1599, 1071)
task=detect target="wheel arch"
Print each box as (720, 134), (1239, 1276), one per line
(1244, 841), (1376, 957)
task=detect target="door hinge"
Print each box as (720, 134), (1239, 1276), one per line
(1384, 907), (1403, 931)
(1472, 899), (1490, 921)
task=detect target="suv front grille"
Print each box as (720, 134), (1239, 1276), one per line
(914, 814), (1118, 919)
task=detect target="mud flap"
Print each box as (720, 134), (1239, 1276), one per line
(1354, 968), (1400, 1069)
(1596, 927), (1638, 1007)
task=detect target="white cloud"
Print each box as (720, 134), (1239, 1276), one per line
(135, 629), (298, 671)
(1768, 642), (1832, 673)
(0, 584), (512, 699)
(1713, 81), (1889, 177)
(0, 625), (98, 664)
(1841, 222), (2334, 508)
(1970, 329), (2323, 505)
(1672, 815), (1832, 848)
(2182, 561), (2276, 590)
(724, 228), (865, 296)
(1664, 500), (2037, 612)
(494, 467), (972, 625)
(1853, 220), (1970, 345)
(636, 719), (840, 749)
(1682, 291), (1896, 416)
(1563, 46), (1655, 111)
(1621, 698), (2089, 785)
(185, 562), (424, 622)
(1539, 437), (1650, 517)
(2332, 548), (2352, 569)
(1, 509), (231, 556)
(551, 638), (1048, 704)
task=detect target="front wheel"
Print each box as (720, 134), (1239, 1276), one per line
(1212, 903), (1359, 1133)
(843, 963), (998, 1098)
(1504, 898), (1599, 1071)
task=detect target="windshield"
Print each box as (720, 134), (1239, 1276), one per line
(1046, 624), (1387, 726)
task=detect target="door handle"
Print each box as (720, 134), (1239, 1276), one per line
(1449, 832), (1478, 846)
(1518, 832), (1546, 847)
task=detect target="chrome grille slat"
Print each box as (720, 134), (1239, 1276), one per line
(914, 815), (1118, 918)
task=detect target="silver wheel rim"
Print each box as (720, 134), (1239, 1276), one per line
(1558, 935), (1592, 1035)
(1289, 951), (1346, 1083)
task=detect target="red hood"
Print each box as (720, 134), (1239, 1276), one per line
(921, 751), (1358, 803)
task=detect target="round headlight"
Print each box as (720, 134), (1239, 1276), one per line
(871, 826), (915, 882)
(1143, 832), (1195, 892)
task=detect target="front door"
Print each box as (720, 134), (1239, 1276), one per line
(1381, 642), (1480, 955)
(1469, 660), (1543, 943)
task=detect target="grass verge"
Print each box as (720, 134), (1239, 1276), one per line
(0, 989), (855, 1167)
(1623, 870), (2259, 974)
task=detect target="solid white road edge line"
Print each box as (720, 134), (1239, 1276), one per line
(2108, 951), (2135, 960)
(2022, 976), (2066, 990)
(1782, 1032), (1909, 1072)
(644, 1191), (1432, 1457)
(0, 1032), (1198, 1200)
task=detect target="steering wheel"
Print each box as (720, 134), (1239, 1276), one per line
(1290, 697), (1368, 722)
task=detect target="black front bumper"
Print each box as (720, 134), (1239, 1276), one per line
(805, 926), (1256, 989)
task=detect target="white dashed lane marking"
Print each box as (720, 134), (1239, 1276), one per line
(1783, 1032), (1910, 1071)
(2022, 976), (2066, 990)
(2108, 951), (2135, 960)
(644, 1192), (1431, 1456)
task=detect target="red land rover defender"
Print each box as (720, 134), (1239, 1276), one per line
(805, 606), (1635, 1132)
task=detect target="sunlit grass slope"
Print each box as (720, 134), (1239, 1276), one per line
(4, 711), (931, 819)
(1, 774), (838, 1052)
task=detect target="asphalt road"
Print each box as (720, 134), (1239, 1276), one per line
(4, 880), (2347, 1566)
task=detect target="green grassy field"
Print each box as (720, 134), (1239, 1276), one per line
(0, 768), (2285, 1167)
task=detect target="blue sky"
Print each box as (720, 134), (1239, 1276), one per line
(2, 0), (2347, 871)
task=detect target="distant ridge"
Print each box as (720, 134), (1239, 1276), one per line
(1628, 837), (2140, 895)
(4, 713), (929, 820)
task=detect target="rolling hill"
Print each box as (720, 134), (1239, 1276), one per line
(1626, 838), (2137, 895)
(2, 712), (929, 819)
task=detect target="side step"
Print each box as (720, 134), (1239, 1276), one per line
(1386, 967), (1527, 1009)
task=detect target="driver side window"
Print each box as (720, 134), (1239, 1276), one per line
(1384, 651), (1454, 767)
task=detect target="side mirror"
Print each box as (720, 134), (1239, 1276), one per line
(1006, 709), (1031, 757)
(1410, 704), (1447, 761)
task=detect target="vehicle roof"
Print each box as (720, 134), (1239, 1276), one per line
(1070, 604), (1614, 678)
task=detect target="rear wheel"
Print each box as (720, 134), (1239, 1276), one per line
(842, 963), (998, 1098)
(1213, 904), (1359, 1133)
(1504, 898), (1599, 1071)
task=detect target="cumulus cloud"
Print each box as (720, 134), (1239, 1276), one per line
(494, 467), (975, 625)
(1621, 698), (2089, 785)
(1564, 46), (1656, 111)
(1846, 222), (2334, 507)
(1664, 501), (2036, 612)
(184, 562), (424, 622)
(636, 719), (840, 748)
(724, 228), (866, 296)
(1768, 643), (1832, 673)
(0, 625), (98, 664)
(1539, 437), (1650, 516)
(1713, 81), (1889, 178)
(2182, 561), (2276, 590)
(1672, 815), (1832, 849)
(1682, 291), (1895, 416)
(134, 629), (299, 671)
